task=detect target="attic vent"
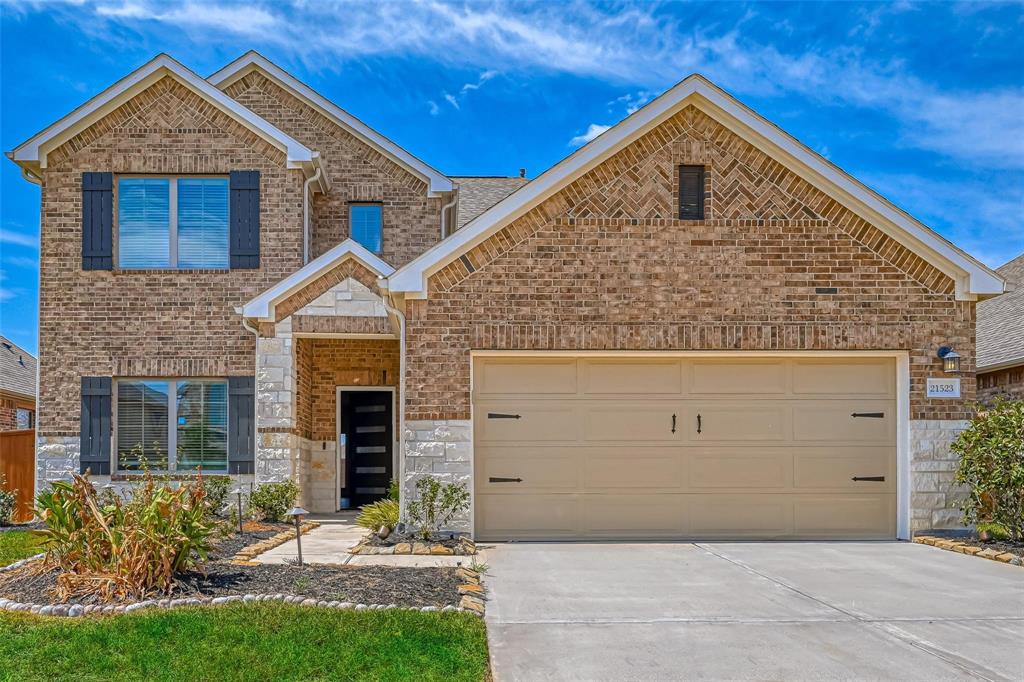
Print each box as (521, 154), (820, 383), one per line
(1, 342), (11, 352)
(18, 355), (25, 367)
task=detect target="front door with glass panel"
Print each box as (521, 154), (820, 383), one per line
(340, 390), (393, 507)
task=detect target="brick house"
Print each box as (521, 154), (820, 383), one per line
(7, 52), (1005, 540)
(0, 336), (36, 431)
(977, 253), (1024, 402)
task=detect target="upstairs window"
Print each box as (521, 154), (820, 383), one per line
(116, 378), (227, 472)
(350, 203), (383, 253)
(679, 165), (705, 220)
(118, 177), (229, 269)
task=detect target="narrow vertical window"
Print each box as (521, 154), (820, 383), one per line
(177, 178), (229, 268)
(350, 203), (383, 253)
(679, 165), (705, 220)
(118, 179), (170, 268)
(116, 380), (170, 469)
(176, 380), (228, 472)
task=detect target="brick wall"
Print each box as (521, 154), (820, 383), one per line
(295, 338), (399, 441)
(404, 106), (976, 421)
(37, 76), (305, 436)
(223, 72), (442, 266)
(978, 365), (1024, 402)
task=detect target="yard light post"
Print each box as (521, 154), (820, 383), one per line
(231, 486), (246, 534)
(286, 506), (309, 567)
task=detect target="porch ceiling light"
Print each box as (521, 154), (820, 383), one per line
(937, 346), (961, 374)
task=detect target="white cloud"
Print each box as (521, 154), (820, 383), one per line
(569, 123), (611, 147)
(443, 93), (459, 110)
(0, 228), (37, 248)
(427, 100), (440, 116)
(95, 1), (276, 36)
(461, 70), (498, 94)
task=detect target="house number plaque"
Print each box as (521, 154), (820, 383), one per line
(926, 377), (961, 399)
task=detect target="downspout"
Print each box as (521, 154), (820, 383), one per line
(21, 165), (42, 504)
(439, 190), (458, 240)
(241, 316), (260, 483)
(302, 166), (322, 265)
(381, 289), (408, 524)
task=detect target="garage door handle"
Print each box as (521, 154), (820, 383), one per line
(696, 414), (702, 434)
(489, 477), (523, 483)
(851, 412), (884, 418)
(851, 476), (885, 482)
(488, 413), (521, 419)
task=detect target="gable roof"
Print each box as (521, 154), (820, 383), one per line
(387, 74), (1003, 301)
(977, 253), (1024, 371)
(6, 54), (317, 176)
(209, 51), (453, 197)
(240, 239), (394, 321)
(0, 336), (36, 401)
(453, 176), (530, 229)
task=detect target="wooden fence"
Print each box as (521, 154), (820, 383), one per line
(0, 429), (35, 522)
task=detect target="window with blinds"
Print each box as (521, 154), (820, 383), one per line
(115, 379), (227, 472)
(117, 177), (229, 269)
(350, 203), (383, 253)
(678, 165), (705, 220)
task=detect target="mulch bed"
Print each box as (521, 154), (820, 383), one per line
(0, 523), (463, 608)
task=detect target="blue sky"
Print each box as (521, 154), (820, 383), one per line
(2, 1), (1023, 355)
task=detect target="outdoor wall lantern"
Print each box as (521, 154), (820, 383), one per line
(286, 506), (309, 567)
(937, 346), (962, 374)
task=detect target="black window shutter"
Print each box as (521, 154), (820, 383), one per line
(82, 172), (113, 270)
(228, 376), (255, 475)
(80, 377), (112, 475)
(229, 170), (260, 269)
(679, 165), (705, 220)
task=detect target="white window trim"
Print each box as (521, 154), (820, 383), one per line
(114, 377), (229, 474)
(117, 175), (229, 270)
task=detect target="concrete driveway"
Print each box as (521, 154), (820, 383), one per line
(483, 542), (1024, 681)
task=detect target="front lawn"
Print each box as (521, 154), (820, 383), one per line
(0, 603), (489, 682)
(0, 531), (44, 567)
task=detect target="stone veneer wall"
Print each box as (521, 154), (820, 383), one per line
(909, 420), (970, 533)
(403, 420), (473, 533)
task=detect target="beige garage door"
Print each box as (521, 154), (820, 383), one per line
(474, 356), (897, 540)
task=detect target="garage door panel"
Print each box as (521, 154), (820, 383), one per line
(475, 358), (578, 396)
(585, 450), (683, 489)
(691, 360), (786, 395)
(583, 403), (684, 442)
(477, 447), (579, 490)
(475, 403), (578, 443)
(793, 448), (894, 490)
(693, 405), (787, 442)
(689, 448), (789, 489)
(582, 359), (682, 395)
(583, 495), (685, 534)
(688, 495), (792, 536)
(794, 495), (895, 537)
(793, 401), (894, 442)
(477, 494), (579, 538)
(793, 359), (894, 396)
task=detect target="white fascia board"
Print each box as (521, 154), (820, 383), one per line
(389, 74), (1003, 300)
(8, 54), (314, 171)
(241, 239), (395, 320)
(209, 52), (453, 196)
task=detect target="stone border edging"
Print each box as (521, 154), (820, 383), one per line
(913, 536), (1023, 566)
(351, 536), (476, 556)
(230, 521), (321, 565)
(0, 553), (44, 574)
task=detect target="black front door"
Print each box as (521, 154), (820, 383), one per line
(341, 390), (393, 507)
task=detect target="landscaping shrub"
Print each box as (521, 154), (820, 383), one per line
(0, 473), (17, 526)
(356, 499), (399, 533)
(406, 479), (470, 540)
(952, 398), (1024, 541)
(201, 475), (232, 517)
(249, 480), (300, 522)
(34, 472), (214, 601)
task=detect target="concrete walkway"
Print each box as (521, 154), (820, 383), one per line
(256, 513), (472, 567)
(484, 541), (1024, 681)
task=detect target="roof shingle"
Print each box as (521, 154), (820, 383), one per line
(0, 336), (36, 400)
(977, 253), (1024, 371)
(453, 176), (530, 229)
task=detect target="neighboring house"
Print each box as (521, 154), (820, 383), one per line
(977, 253), (1024, 401)
(7, 52), (1004, 541)
(0, 336), (36, 431)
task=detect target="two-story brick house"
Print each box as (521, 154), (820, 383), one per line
(8, 52), (1004, 540)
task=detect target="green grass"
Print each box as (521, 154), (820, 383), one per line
(0, 531), (44, 567)
(0, 604), (489, 682)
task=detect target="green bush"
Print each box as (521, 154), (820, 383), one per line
(952, 398), (1024, 541)
(34, 472), (213, 601)
(406, 478), (470, 540)
(249, 480), (300, 522)
(0, 473), (17, 526)
(201, 475), (232, 517)
(356, 499), (399, 533)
